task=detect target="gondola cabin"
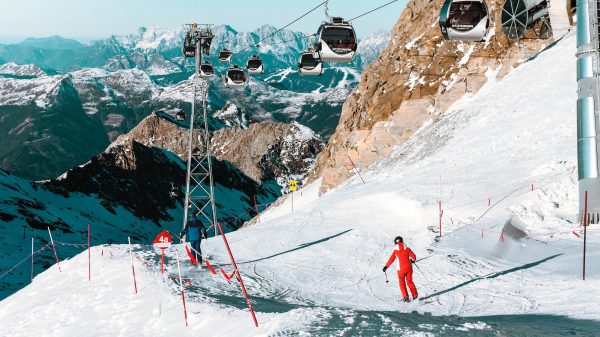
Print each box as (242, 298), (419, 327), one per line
(198, 30), (214, 55)
(439, 0), (490, 41)
(246, 55), (264, 75)
(219, 49), (233, 62)
(316, 17), (357, 63)
(183, 33), (196, 58)
(224, 65), (247, 88)
(199, 61), (214, 78)
(298, 51), (324, 76)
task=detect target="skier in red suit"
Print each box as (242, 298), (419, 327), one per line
(383, 236), (418, 302)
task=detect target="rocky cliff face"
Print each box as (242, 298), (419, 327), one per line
(114, 113), (324, 190)
(310, 0), (555, 193)
(44, 137), (279, 228)
(212, 121), (324, 188)
(45, 141), (184, 223)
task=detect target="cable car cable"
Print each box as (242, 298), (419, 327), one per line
(237, 1), (327, 53)
(348, 0), (401, 22)
(258, 33), (317, 49)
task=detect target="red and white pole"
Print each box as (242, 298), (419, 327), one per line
(88, 224), (91, 282)
(583, 191), (588, 281)
(438, 200), (442, 238)
(175, 250), (188, 326)
(47, 227), (61, 272)
(347, 155), (366, 185)
(161, 248), (165, 274)
(31, 237), (34, 282)
(128, 237), (138, 294)
(217, 221), (259, 327)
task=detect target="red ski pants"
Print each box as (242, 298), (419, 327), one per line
(397, 269), (418, 298)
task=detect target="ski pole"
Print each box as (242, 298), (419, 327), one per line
(384, 270), (389, 284)
(412, 261), (424, 275)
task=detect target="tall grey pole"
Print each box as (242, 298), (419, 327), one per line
(183, 26), (219, 235)
(576, 0), (600, 224)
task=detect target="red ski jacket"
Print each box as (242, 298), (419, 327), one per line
(385, 243), (416, 271)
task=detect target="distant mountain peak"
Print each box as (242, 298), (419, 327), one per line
(19, 35), (85, 50)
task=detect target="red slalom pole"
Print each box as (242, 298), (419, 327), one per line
(217, 221), (259, 327)
(88, 224), (91, 282)
(175, 250), (188, 326)
(128, 237), (138, 294)
(583, 191), (588, 281)
(347, 155), (366, 185)
(31, 238), (34, 282)
(47, 227), (61, 272)
(253, 195), (260, 223)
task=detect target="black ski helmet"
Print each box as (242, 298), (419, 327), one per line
(394, 236), (403, 244)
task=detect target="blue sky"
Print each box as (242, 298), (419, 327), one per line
(0, 0), (407, 43)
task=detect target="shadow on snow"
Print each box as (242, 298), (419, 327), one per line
(420, 253), (563, 301)
(237, 229), (354, 265)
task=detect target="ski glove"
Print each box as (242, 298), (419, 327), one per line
(382, 266), (388, 273)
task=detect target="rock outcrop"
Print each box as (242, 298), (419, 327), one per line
(114, 113), (324, 189)
(46, 141), (185, 223)
(213, 102), (248, 128)
(212, 121), (324, 187)
(45, 138), (279, 228)
(310, 0), (557, 193)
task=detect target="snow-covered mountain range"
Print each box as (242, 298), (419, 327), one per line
(0, 25), (389, 181)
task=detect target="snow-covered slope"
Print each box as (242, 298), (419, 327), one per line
(0, 74), (67, 108)
(0, 63), (46, 78)
(3, 30), (595, 337)
(238, 31), (599, 319)
(0, 244), (332, 336)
